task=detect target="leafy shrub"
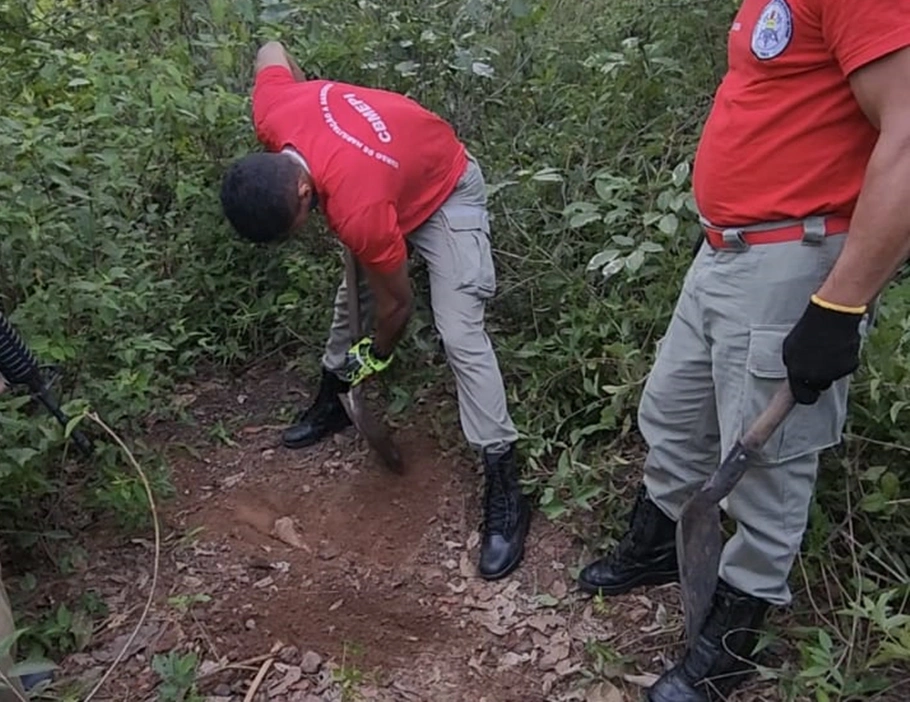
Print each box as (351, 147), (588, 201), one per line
(2, 0), (909, 693)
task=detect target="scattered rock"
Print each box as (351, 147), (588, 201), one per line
(213, 683), (232, 696)
(223, 472), (245, 488)
(300, 651), (322, 674)
(254, 575), (275, 589)
(245, 619), (256, 630)
(318, 542), (340, 561)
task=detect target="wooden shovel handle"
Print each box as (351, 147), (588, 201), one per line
(741, 382), (797, 452)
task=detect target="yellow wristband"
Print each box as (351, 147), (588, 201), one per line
(811, 294), (867, 315)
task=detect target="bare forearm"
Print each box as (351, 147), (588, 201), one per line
(283, 47), (307, 82)
(817, 132), (910, 308)
(373, 303), (412, 357)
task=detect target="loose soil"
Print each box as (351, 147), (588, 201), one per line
(7, 365), (802, 701)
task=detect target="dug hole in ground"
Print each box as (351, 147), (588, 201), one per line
(18, 364), (786, 702)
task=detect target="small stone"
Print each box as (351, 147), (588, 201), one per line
(318, 543), (340, 561)
(214, 683), (232, 696)
(245, 618), (256, 630)
(300, 651), (322, 674)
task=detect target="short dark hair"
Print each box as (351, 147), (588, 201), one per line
(220, 153), (301, 243)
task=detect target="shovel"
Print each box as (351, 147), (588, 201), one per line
(336, 249), (405, 473)
(677, 381), (796, 648)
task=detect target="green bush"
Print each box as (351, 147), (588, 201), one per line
(2, 0), (909, 694)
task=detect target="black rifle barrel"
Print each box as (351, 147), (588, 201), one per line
(0, 311), (94, 455)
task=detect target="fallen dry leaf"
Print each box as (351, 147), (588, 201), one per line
(531, 630), (549, 647)
(467, 530), (480, 550)
(269, 664), (303, 696)
(271, 517), (307, 549)
(623, 672), (659, 688)
(555, 658), (580, 678)
(526, 613), (568, 632)
(551, 578), (568, 599)
(585, 681), (624, 702)
(459, 551), (474, 578)
(497, 651), (529, 670)
(470, 611), (509, 636)
(542, 672), (558, 695)
(92, 624), (159, 662)
(538, 632), (571, 671)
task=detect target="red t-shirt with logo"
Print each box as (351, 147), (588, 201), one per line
(693, 0), (910, 226)
(251, 66), (468, 272)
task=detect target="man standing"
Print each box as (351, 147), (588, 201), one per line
(220, 42), (530, 580)
(577, 2), (910, 700)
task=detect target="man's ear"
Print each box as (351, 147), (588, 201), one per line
(297, 172), (319, 211)
(296, 173), (311, 202)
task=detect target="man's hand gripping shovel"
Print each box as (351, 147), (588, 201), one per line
(336, 249), (405, 474)
(677, 382), (796, 649)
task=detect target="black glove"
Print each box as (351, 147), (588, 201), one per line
(782, 295), (865, 405)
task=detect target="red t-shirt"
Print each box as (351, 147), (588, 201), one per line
(252, 66), (468, 272)
(693, 0), (910, 226)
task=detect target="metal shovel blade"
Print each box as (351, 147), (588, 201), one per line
(339, 386), (404, 473)
(677, 382), (796, 648)
(338, 249), (405, 474)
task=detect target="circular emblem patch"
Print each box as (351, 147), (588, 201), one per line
(751, 0), (793, 60)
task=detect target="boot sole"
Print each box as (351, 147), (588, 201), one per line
(577, 568), (679, 597)
(478, 507), (532, 581)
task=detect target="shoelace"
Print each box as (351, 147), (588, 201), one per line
(483, 473), (514, 534)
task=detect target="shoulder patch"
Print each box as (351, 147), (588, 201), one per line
(751, 0), (793, 60)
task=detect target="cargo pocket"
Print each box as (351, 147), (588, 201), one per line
(742, 325), (847, 464)
(440, 205), (496, 299)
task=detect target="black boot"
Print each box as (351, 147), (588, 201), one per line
(478, 444), (531, 580)
(577, 484), (678, 596)
(648, 579), (771, 702)
(282, 367), (352, 449)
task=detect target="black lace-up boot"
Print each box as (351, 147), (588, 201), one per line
(578, 484), (679, 595)
(648, 579), (771, 702)
(478, 443), (531, 580)
(282, 367), (352, 449)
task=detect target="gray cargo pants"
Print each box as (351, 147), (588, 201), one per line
(320, 154), (519, 455)
(639, 226), (867, 606)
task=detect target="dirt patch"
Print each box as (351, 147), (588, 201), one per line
(7, 364), (794, 701)
(190, 434), (454, 570)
